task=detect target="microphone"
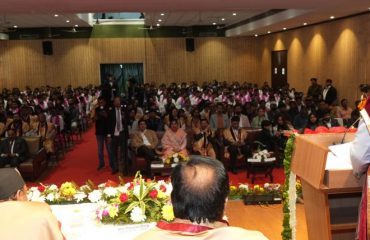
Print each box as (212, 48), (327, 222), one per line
(340, 117), (361, 144)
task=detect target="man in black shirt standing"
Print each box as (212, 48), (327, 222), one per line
(94, 97), (114, 171)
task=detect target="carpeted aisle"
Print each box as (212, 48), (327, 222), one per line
(31, 127), (285, 186)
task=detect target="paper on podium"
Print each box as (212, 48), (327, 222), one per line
(325, 143), (353, 170)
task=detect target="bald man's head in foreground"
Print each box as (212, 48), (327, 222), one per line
(171, 156), (229, 224)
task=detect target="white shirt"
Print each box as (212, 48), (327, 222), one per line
(141, 131), (151, 146)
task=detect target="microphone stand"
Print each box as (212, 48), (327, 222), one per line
(340, 117), (361, 144)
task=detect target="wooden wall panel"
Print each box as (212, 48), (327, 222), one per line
(0, 37), (259, 89)
(259, 13), (370, 104)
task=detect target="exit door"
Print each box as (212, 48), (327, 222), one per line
(271, 50), (287, 90)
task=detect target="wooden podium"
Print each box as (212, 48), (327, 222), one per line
(292, 133), (362, 240)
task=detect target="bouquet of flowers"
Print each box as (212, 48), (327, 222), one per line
(252, 149), (271, 162)
(228, 183), (282, 200)
(96, 172), (174, 224)
(164, 152), (189, 165)
(28, 181), (93, 204)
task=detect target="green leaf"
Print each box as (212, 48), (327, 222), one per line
(124, 201), (139, 214)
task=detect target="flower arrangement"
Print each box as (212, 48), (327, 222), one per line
(163, 152), (189, 165)
(96, 172), (174, 224)
(252, 149), (271, 162)
(228, 183), (282, 200)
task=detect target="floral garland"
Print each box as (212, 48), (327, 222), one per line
(163, 153), (189, 165)
(281, 135), (296, 240)
(229, 183), (281, 200)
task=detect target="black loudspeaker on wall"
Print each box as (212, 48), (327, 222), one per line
(42, 41), (53, 55)
(185, 38), (195, 52)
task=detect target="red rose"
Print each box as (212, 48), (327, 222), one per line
(38, 185), (46, 192)
(119, 193), (129, 203)
(159, 185), (167, 193)
(149, 189), (158, 199)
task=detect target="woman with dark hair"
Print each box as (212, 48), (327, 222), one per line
(273, 115), (291, 149)
(161, 119), (188, 159)
(305, 113), (319, 131)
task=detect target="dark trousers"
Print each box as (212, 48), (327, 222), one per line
(111, 132), (126, 173)
(0, 156), (23, 168)
(137, 145), (157, 177)
(228, 144), (251, 171)
(96, 135), (114, 169)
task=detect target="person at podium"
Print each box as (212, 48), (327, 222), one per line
(350, 83), (370, 240)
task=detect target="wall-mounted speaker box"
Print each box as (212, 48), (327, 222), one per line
(186, 38), (195, 52)
(42, 41), (53, 55)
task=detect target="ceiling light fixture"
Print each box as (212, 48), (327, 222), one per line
(221, 18), (225, 21)
(212, 22), (216, 25)
(232, 13), (237, 16)
(74, 24), (78, 27)
(283, 27), (287, 30)
(330, 16), (335, 19)
(160, 13), (165, 16)
(158, 19), (162, 22)
(254, 34), (258, 37)
(303, 22), (308, 26)
(267, 31), (271, 34)
(13, 25), (18, 28)
(66, 20), (70, 23)
(54, 14), (59, 17)
(156, 23), (160, 27)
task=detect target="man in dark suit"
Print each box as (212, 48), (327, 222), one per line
(322, 79), (337, 105)
(94, 97), (114, 172)
(107, 97), (126, 175)
(0, 129), (28, 168)
(101, 74), (119, 104)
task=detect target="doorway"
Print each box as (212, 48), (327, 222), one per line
(271, 50), (287, 90)
(100, 63), (144, 97)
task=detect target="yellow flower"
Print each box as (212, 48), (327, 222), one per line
(162, 204), (175, 221)
(60, 182), (77, 197)
(157, 190), (166, 199)
(230, 186), (237, 192)
(108, 205), (119, 218)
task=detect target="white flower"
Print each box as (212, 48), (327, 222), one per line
(46, 193), (55, 202)
(130, 206), (146, 223)
(173, 153), (178, 158)
(239, 184), (249, 190)
(264, 183), (270, 188)
(29, 190), (45, 202)
(49, 184), (58, 191)
(103, 187), (118, 197)
(124, 182), (132, 188)
(98, 183), (106, 189)
(133, 185), (146, 198)
(173, 157), (179, 163)
(116, 186), (128, 194)
(88, 190), (102, 203)
(74, 192), (87, 203)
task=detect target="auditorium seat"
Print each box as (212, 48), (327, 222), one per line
(18, 136), (48, 181)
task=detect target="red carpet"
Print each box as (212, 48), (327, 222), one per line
(29, 127), (285, 186)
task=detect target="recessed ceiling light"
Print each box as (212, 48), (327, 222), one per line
(330, 16), (335, 19)
(267, 31), (271, 34)
(254, 34), (258, 37)
(158, 19), (162, 22)
(303, 22), (308, 26)
(13, 25), (18, 28)
(368, 7), (370, 10)
(212, 22), (216, 25)
(221, 18), (225, 21)
(66, 20), (70, 23)
(74, 24), (78, 27)
(160, 13), (165, 16)
(283, 27), (287, 30)
(54, 14), (59, 17)
(232, 13), (237, 16)
(156, 23), (160, 27)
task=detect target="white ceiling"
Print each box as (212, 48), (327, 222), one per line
(0, 0), (368, 36)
